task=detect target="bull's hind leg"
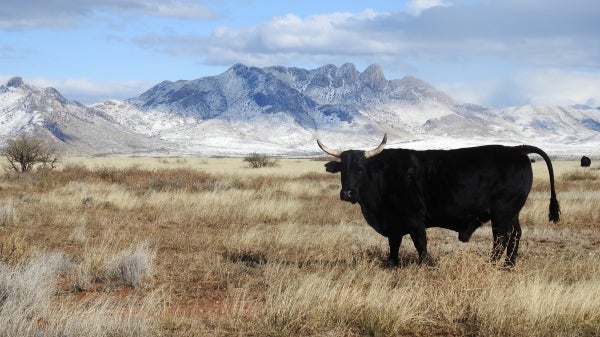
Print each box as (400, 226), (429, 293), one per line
(409, 227), (429, 264)
(491, 227), (508, 263)
(491, 214), (522, 267)
(505, 221), (522, 267)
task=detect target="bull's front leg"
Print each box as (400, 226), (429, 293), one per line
(385, 236), (402, 267)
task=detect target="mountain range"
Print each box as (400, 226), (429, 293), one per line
(1, 63), (599, 157)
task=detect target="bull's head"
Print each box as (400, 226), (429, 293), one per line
(317, 134), (387, 203)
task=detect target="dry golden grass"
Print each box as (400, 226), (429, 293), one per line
(0, 156), (598, 336)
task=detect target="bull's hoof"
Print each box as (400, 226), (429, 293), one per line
(381, 258), (398, 268)
(503, 259), (517, 270)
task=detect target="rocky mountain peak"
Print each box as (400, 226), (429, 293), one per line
(7, 76), (26, 88)
(4, 76), (36, 93)
(359, 64), (387, 91)
(338, 63), (359, 83)
(2, 77), (72, 106)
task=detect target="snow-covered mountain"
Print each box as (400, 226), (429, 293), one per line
(1, 64), (599, 156)
(92, 63), (478, 156)
(0, 77), (170, 155)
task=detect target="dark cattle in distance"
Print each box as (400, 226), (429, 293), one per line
(581, 156), (591, 167)
(317, 134), (560, 267)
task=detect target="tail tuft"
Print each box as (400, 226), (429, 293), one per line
(549, 195), (560, 223)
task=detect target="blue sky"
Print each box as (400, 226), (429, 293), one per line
(1, 0), (599, 107)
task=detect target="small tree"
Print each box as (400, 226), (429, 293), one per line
(2, 134), (59, 172)
(243, 152), (278, 168)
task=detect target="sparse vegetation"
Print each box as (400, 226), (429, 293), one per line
(0, 252), (159, 337)
(0, 157), (598, 336)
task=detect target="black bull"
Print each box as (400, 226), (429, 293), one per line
(317, 134), (560, 267)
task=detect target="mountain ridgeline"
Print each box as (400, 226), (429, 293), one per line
(127, 63), (454, 129)
(1, 63), (599, 156)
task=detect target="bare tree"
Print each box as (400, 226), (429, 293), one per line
(2, 135), (59, 172)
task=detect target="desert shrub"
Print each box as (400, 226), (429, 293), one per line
(243, 152), (278, 168)
(2, 134), (59, 173)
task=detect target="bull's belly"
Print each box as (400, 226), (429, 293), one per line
(428, 212), (491, 232)
(360, 205), (491, 237)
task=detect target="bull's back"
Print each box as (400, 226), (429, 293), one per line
(413, 146), (533, 227)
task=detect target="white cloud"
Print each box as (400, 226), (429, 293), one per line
(136, 9), (395, 67)
(510, 70), (600, 107)
(440, 69), (600, 107)
(214, 9), (385, 52)
(135, 1), (600, 70)
(0, 0), (218, 29)
(405, 0), (451, 16)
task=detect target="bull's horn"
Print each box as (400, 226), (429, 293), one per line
(317, 139), (342, 158)
(364, 133), (387, 159)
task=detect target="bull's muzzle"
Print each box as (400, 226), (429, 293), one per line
(340, 189), (357, 203)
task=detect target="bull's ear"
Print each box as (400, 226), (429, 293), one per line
(324, 161), (341, 173)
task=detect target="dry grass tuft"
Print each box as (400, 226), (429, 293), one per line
(0, 199), (16, 227)
(0, 246), (160, 337)
(475, 264), (600, 336)
(71, 235), (156, 291)
(105, 242), (156, 288)
(0, 229), (29, 263)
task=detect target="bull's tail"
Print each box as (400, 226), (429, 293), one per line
(517, 145), (560, 222)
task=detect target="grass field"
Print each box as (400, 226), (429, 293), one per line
(0, 156), (599, 336)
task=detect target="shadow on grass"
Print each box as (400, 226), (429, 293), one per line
(221, 247), (436, 269)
